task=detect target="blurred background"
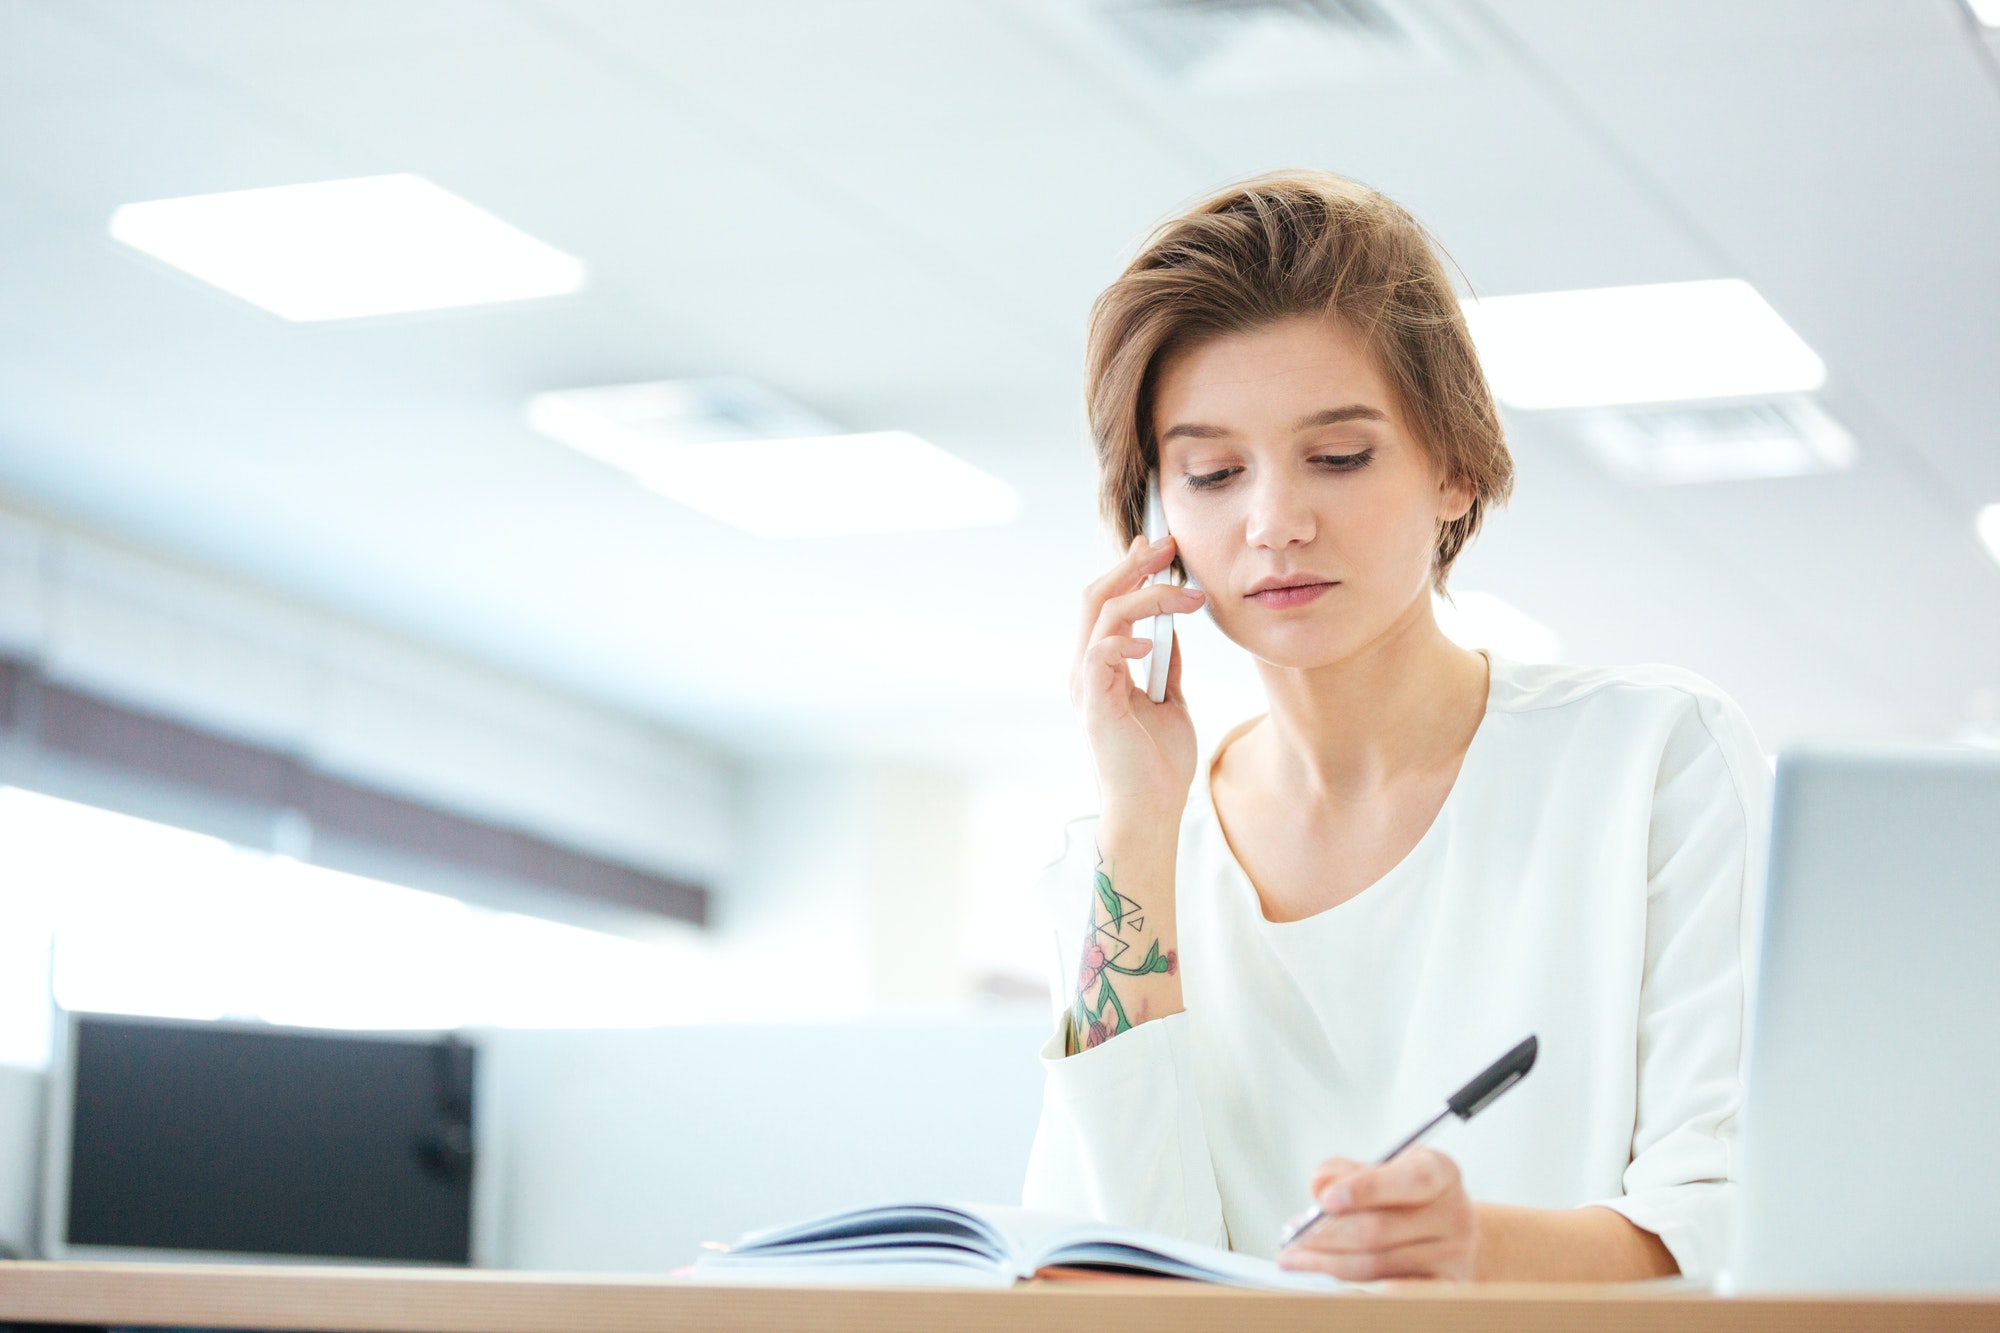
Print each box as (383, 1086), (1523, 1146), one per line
(1, 0), (1997, 1273)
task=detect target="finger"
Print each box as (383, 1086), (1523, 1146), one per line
(1089, 581), (1205, 648)
(1075, 535), (1147, 654)
(1293, 1201), (1455, 1256)
(1278, 1235), (1468, 1284)
(1080, 532), (1168, 616)
(1320, 1150), (1460, 1214)
(1073, 636), (1154, 709)
(1076, 537), (1177, 655)
(1095, 635), (1154, 664)
(1306, 1157), (1367, 1198)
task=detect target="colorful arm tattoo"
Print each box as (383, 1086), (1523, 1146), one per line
(1066, 850), (1177, 1054)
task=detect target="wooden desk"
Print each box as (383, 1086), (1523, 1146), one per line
(2, 1261), (1997, 1332)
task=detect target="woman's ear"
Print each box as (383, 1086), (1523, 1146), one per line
(1436, 473), (1475, 525)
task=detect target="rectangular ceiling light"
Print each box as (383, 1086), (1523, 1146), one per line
(1461, 279), (1826, 409)
(527, 379), (1019, 539)
(110, 174), (586, 321)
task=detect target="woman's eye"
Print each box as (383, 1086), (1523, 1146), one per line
(1184, 467), (1238, 491)
(1313, 450), (1374, 471)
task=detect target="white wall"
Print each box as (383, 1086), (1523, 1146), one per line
(718, 763), (986, 1016)
(484, 1017), (1049, 1271)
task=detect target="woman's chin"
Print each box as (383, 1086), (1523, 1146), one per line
(1225, 625), (1376, 674)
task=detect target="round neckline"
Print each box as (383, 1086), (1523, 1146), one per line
(1201, 649), (1500, 928)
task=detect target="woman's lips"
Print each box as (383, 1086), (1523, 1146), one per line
(1247, 581), (1336, 609)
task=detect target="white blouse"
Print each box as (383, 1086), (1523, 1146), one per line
(1021, 653), (1771, 1282)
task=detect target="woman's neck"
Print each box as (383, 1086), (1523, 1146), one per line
(1245, 595), (1490, 802)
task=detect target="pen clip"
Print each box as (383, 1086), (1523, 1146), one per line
(1445, 1035), (1538, 1121)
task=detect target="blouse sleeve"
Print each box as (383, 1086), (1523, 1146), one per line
(1589, 683), (1772, 1280)
(1018, 818), (1229, 1246)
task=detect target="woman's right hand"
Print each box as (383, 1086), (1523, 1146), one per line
(1071, 534), (1207, 816)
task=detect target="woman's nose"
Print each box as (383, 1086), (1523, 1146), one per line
(1242, 476), (1316, 550)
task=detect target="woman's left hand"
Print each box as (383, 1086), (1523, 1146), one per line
(1276, 1150), (1479, 1282)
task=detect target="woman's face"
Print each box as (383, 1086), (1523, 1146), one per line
(1151, 315), (1471, 671)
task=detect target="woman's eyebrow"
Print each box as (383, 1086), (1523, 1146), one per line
(1292, 405), (1389, 430)
(1159, 404), (1387, 444)
(1158, 421), (1233, 443)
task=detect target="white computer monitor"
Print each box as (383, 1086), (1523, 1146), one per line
(39, 1010), (502, 1265)
(1731, 744), (2000, 1291)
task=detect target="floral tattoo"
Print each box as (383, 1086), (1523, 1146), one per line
(1067, 851), (1176, 1054)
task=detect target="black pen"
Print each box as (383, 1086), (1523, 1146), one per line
(1278, 1035), (1540, 1250)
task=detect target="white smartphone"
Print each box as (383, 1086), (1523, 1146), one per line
(1140, 473), (1174, 703)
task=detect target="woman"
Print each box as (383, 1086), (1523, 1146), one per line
(1021, 171), (1769, 1284)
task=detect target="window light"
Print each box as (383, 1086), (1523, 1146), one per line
(1433, 590), (1561, 663)
(1978, 505), (2000, 566)
(527, 379), (1020, 538)
(1461, 279), (1826, 410)
(0, 786), (716, 1041)
(110, 174), (586, 321)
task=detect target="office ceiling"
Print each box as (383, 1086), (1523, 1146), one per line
(0, 0), (1996, 768)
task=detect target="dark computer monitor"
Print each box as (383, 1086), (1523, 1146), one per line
(42, 1013), (478, 1264)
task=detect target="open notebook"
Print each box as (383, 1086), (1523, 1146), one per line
(691, 1202), (1350, 1291)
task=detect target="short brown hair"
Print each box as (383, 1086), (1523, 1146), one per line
(1085, 170), (1512, 592)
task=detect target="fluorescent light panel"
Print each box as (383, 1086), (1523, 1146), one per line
(1462, 279), (1825, 409)
(111, 173), (586, 321)
(528, 378), (1019, 539)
